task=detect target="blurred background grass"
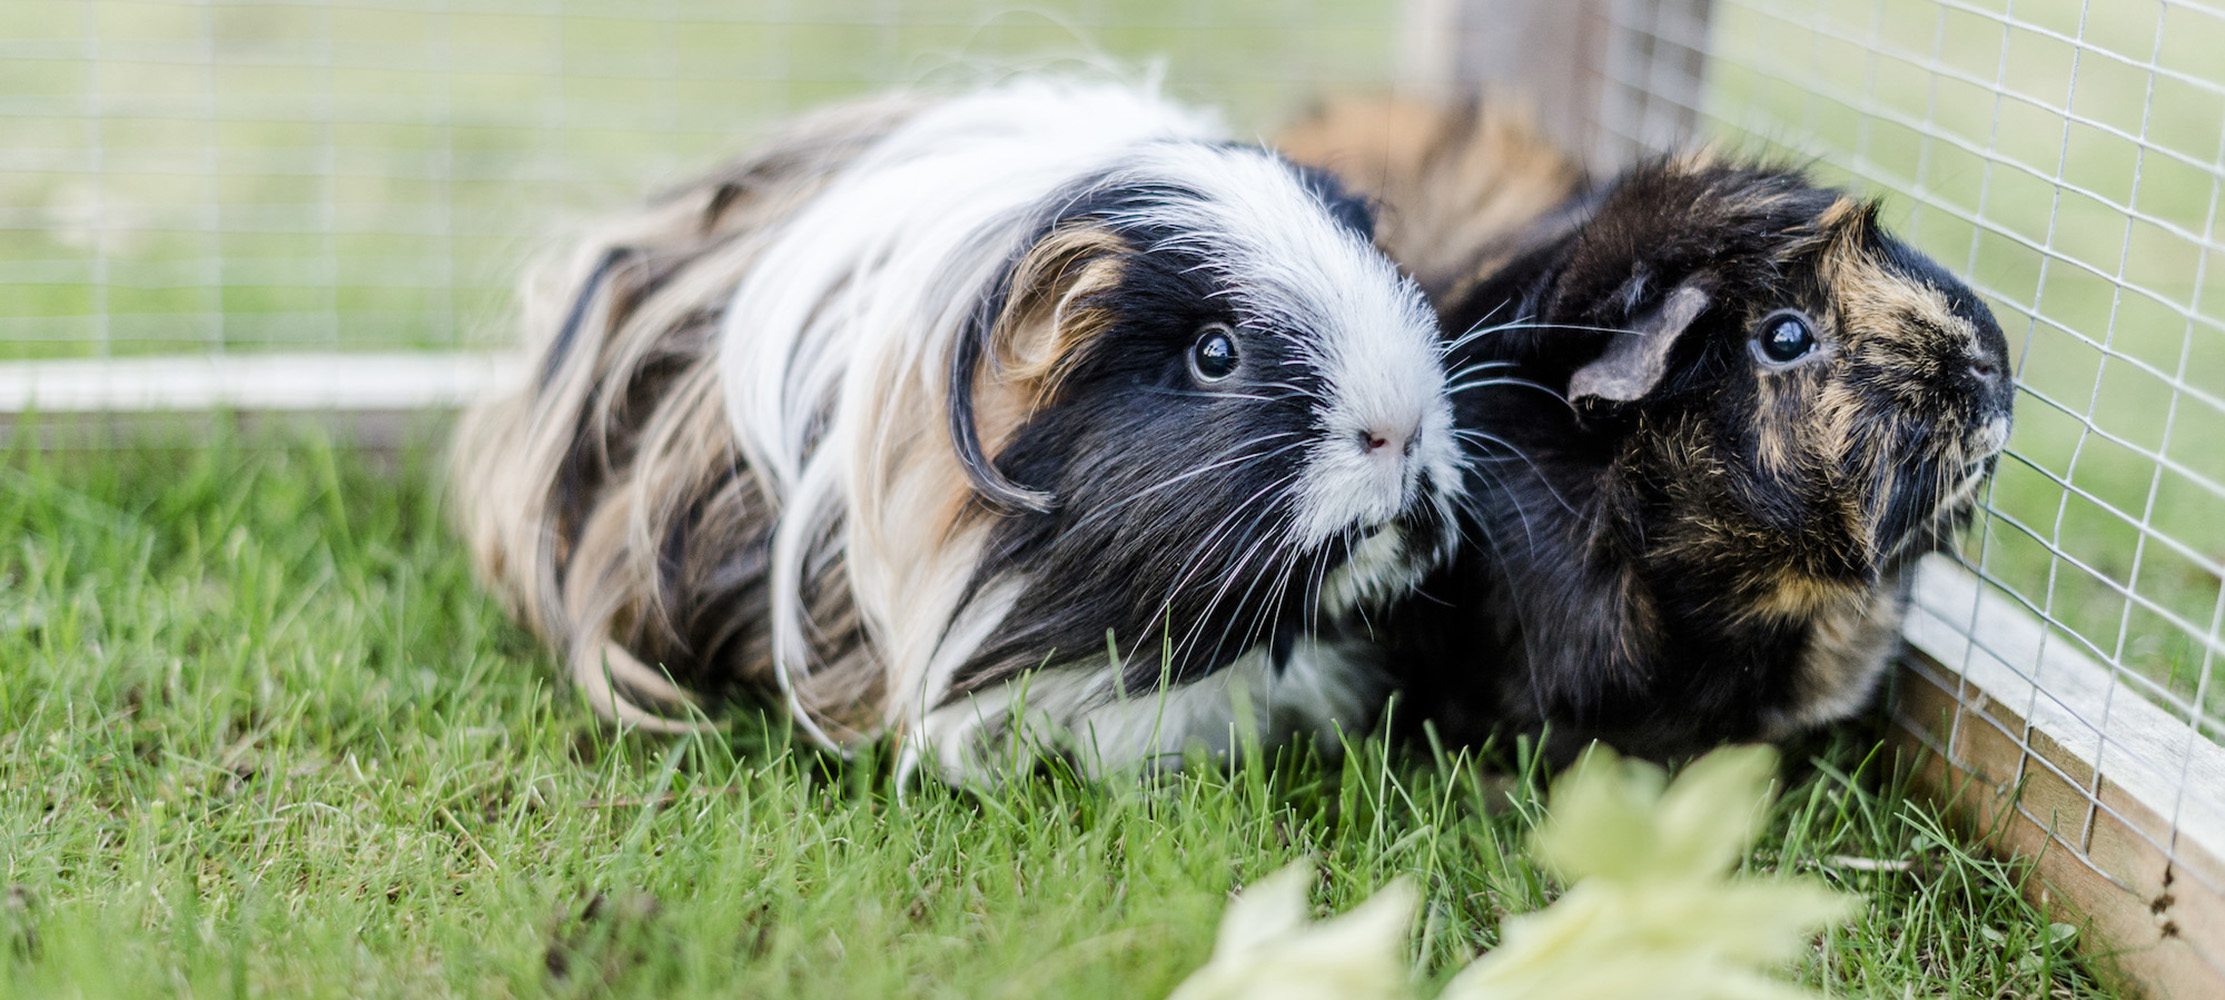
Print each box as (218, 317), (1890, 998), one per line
(0, 0), (1399, 360)
(1705, 0), (2225, 733)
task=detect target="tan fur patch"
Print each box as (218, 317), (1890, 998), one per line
(833, 253), (1076, 734)
(1766, 572), (1908, 737)
(1817, 201), (1971, 351)
(1816, 196), (1872, 236)
(1828, 259), (1971, 352)
(1277, 98), (1583, 305)
(1745, 570), (1858, 623)
(1643, 412), (1868, 611)
(992, 224), (1128, 410)
(945, 223), (1127, 531)
(1747, 365), (1800, 478)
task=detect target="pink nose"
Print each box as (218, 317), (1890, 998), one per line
(1357, 427), (1413, 457)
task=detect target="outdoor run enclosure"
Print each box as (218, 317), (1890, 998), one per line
(3, 1), (2222, 995)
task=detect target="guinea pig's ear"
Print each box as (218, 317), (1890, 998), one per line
(947, 224), (1129, 513)
(1813, 196), (1883, 256)
(1568, 282), (1712, 404)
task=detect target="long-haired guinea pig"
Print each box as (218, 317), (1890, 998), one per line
(1280, 100), (2015, 760)
(452, 80), (1461, 783)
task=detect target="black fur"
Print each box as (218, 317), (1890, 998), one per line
(1396, 159), (2014, 761)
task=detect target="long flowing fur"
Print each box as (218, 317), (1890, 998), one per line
(456, 80), (1460, 779)
(454, 95), (920, 740)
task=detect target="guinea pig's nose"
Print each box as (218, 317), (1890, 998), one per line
(1356, 426), (1417, 458)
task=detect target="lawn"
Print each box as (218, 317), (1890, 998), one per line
(0, 428), (2120, 997)
(0, 1), (2209, 993)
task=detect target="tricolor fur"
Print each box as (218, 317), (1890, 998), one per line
(1282, 100), (2014, 759)
(454, 81), (1460, 783)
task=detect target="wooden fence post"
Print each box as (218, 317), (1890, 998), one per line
(1399, 0), (1715, 166)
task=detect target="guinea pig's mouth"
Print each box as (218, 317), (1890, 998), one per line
(1885, 429), (2007, 564)
(1970, 415), (2012, 460)
(1949, 415), (2012, 501)
(1309, 501), (1458, 619)
(1315, 525), (1417, 616)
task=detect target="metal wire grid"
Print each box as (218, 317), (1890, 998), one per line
(1679, 0), (2225, 939)
(1590, 0), (1715, 166)
(0, 0), (1401, 361)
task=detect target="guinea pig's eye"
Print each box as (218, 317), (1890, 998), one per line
(1752, 309), (1819, 366)
(1189, 323), (1239, 383)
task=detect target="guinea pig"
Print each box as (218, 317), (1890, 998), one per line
(452, 79), (1462, 784)
(1280, 100), (2015, 760)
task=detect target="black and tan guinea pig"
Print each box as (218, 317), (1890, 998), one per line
(451, 79), (1463, 784)
(1280, 100), (2015, 760)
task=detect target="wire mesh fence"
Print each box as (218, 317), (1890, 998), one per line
(1668, 0), (2225, 983)
(1693, 0), (2225, 728)
(0, 0), (1401, 361)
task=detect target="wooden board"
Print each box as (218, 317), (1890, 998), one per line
(1896, 557), (2225, 999)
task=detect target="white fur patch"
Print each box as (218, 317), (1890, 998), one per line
(1318, 526), (1423, 618)
(909, 637), (1390, 784)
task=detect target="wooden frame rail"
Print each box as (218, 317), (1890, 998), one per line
(1897, 559), (2225, 998)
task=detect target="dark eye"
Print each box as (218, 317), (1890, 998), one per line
(1754, 310), (1818, 366)
(1189, 324), (1239, 382)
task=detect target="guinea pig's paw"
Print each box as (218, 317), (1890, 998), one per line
(909, 684), (1055, 786)
(911, 667), (1145, 784)
(912, 657), (1359, 783)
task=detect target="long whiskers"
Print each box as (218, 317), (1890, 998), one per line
(1444, 376), (1572, 405)
(1177, 515), (1299, 673)
(1144, 468), (1305, 669)
(1452, 428), (1579, 519)
(1439, 314), (1641, 355)
(1054, 434), (1309, 544)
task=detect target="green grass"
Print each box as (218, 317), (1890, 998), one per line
(0, 430), (2123, 997)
